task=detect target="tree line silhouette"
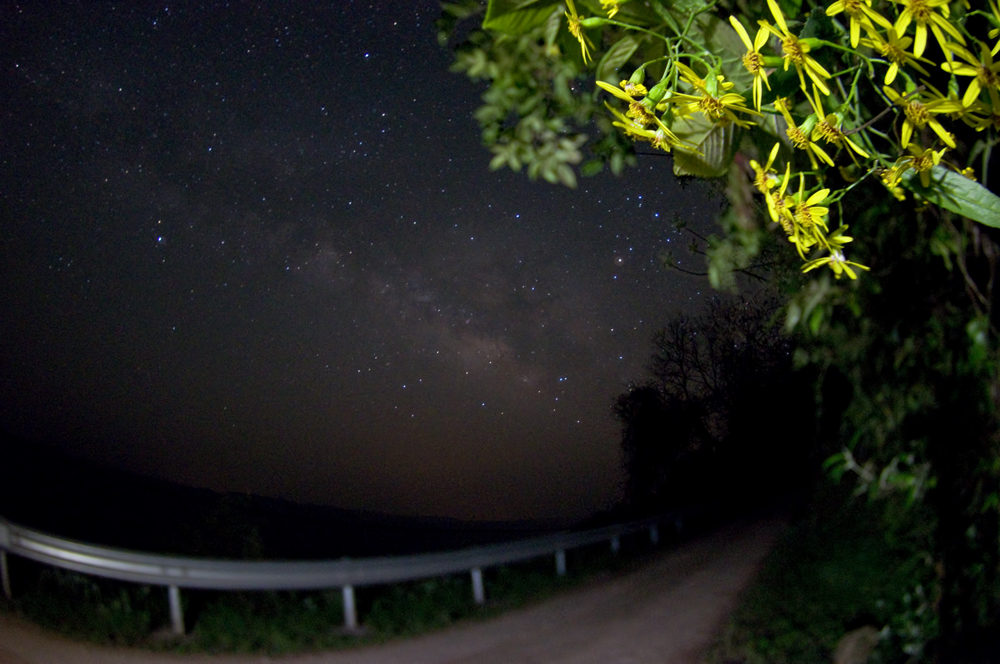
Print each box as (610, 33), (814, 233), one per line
(615, 294), (815, 512)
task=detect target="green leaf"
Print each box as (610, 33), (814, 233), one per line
(785, 275), (833, 333)
(928, 224), (958, 271)
(695, 14), (753, 91)
(966, 315), (989, 368)
(902, 165), (1000, 229)
(610, 151), (624, 176)
(596, 35), (640, 84)
(441, 2), (483, 20)
(668, 112), (714, 150)
(823, 452), (847, 482)
(483, 0), (559, 34)
(556, 163), (577, 188)
(800, 6), (837, 41)
(786, 300), (802, 330)
(808, 305), (823, 335)
(580, 159), (604, 177)
(641, 37), (667, 80)
(669, 0), (710, 15)
(544, 3), (562, 49)
(673, 122), (736, 178)
(777, 0), (804, 22)
(647, 0), (681, 36)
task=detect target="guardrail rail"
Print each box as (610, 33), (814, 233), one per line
(0, 509), (692, 636)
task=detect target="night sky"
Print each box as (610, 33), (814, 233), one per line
(0, 1), (717, 521)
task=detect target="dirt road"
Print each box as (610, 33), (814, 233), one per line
(0, 516), (785, 664)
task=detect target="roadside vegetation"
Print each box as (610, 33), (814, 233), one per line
(441, 0), (1000, 660)
(708, 484), (920, 663)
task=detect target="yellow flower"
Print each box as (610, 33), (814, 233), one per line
(807, 88), (870, 162)
(759, 0), (832, 96)
(783, 174), (845, 263)
(597, 81), (662, 126)
(750, 142), (781, 195)
(887, 0), (965, 58)
(879, 167), (909, 200)
(887, 142), (948, 187)
(622, 80), (648, 97)
(600, 0), (625, 18)
(603, 102), (693, 153)
(565, 0), (594, 64)
(788, 225), (818, 258)
(774, 96), (835, 168)
(802, 249), (871, 279)
(767, 163), (795, 231)
(671, 62), (760, 127)
(941, 41), (1000, 108)
(825, 0), (893, 48)
(859, 28), (931, 85)
(793, 173), (831, 235)
(729, 16), (772, 112)
(883, 85), (963, 148)
(826, 224), (855, 252)
(627, 101), (657, 126)
(596, 79), (647, 101)
(959, 99), (1000, 131)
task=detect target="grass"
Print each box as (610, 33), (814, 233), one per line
(705, 486), (918, 664)
(0, 528), (665, 654)
(1, 565), (163, 646)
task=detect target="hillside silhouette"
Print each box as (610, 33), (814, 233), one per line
(0, 431), (565, 560)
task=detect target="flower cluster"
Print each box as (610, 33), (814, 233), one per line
(579, 0), (1000, 280)
(593, 63), (759, 155)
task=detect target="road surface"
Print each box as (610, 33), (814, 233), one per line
(0, 516), (785, 664)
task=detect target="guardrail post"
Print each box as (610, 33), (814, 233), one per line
(1, 550), (10, 599)
(610, 535), (620, 554)
(342, 585), (357, 630)
(471, 567), (484, 604)
(168, 585), (184, 635)
(649, 524), (659, 545)
(555, 549), (566, 576)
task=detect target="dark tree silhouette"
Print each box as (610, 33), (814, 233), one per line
(616, 294), (813, 511)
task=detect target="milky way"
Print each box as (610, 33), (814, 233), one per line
(0, 1), (719, 520)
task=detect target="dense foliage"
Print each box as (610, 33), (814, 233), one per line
(441, 0), (1000, 660)
(800, 186), (1000, 660)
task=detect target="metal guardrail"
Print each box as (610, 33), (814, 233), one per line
(0, 510), (690, 636)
